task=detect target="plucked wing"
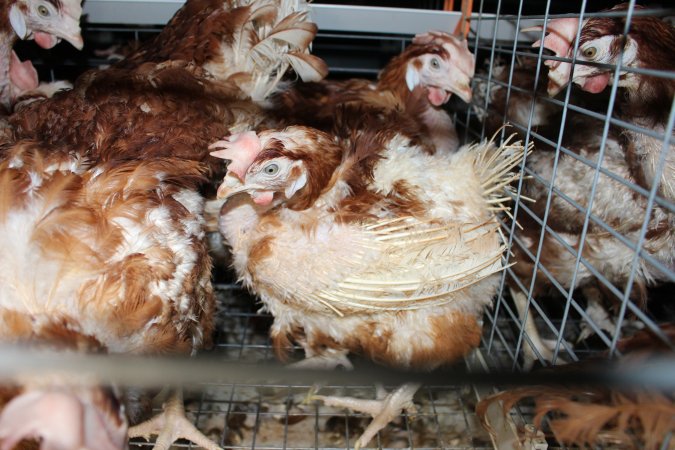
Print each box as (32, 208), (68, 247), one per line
(245, 135), (528, 316)
(310, 217), (506, 315)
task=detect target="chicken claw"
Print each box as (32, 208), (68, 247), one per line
(128, 389), (222, 450)
(313, 383), (420, 450)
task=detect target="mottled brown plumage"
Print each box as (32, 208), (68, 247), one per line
(496, 4), (675, 369)
(533, 3), (674, 200)
(0, 147), (212, 449)
(267, 31), (475, 153)
(477, 325), (675, 450)
(212, 109), (526, 448)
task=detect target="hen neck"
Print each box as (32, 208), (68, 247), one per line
(0, 28), (17, 109)
(420, 105), (458, 153)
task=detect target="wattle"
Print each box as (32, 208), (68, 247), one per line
(582, 72), (610, 94)
(35, 32), (58, 49)
(427, 87), (451, 106)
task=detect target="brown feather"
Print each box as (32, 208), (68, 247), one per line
(478, 326), (675, 450)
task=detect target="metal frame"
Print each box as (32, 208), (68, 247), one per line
(4, 1), (675, 449)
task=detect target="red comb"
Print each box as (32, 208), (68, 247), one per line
(209, 131), (262, 181)
(523, 17), (580, 95)
(524, 17), (579, 68)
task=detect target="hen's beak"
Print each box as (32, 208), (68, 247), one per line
(427, 65), (474, 105)
(52, 17), (84, 50)
(425, 76), (472, 106)
(452, 80), (473, 103)
(216, 176), (265, 202)
(546, 65), (572, 97)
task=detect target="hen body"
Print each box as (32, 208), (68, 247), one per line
(268, 31), (474, 153)
(218, 127), (512, 368)
(212, 111), (525, 447)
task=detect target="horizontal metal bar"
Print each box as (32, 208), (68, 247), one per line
(83, 1), (465, 35)
(470, 8), (675, 21)
(2, 345), (674, 388)
(473, 75), (675, 144)
(473, 48), (675, 83)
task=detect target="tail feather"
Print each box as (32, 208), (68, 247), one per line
(232, 0), (328, 102)
(472, 129), (531, 215)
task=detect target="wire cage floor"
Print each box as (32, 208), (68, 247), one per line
(124, 284), (497, 450)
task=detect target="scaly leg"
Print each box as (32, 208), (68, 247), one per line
(510, 287), (568, 370)
(128, 389), (222, 450)
(289, 349), (354, 371)
(313, 383), (420, 450)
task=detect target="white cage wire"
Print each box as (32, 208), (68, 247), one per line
(2, 1), (674, 449)
(464, 0), (675, 372)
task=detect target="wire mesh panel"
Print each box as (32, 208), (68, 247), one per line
(119, 286), (496, 450)
(466, 0), (675, 372)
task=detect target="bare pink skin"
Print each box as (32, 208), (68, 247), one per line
(251, 190), (274, 205)
(427, 86), (451, 106)
(34, 32), (59, 49)
(582, 72), (611, 93)
(10, 51), (38, 92)
(0, 389), (127, 450)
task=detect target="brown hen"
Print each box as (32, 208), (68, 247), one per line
(211, 109), (527, 448)
(0, 0), (83, 110)
(268, 30), (475, 153)
(506, 3), (674, 369)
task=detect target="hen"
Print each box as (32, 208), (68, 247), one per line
(0, 146), (212, 449)
(1, 0), (83, 109)
(505, 3), (674, 369)
(0, 375), (127, 450)
(529, 2), (674, 201)
(0, 0), (326, 448)
(269, 30), (475, 153)
(210, 111), (526, 447)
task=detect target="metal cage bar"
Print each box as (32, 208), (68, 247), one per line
(468, 0), (674, 373)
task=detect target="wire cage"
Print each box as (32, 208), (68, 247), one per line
(3, 0), (674, 449)
(465, 0), (675, 370)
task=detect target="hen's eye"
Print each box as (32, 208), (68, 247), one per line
(430, 58), (440, 69)
(263, 163), (279, 175)
(37, 4), (50, 16)
(582, 46), (597, 59)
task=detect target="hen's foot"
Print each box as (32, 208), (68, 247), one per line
(290, 350), (353, 370)
(510, 287), (569, 370)
(313, 383), (420, 450)
(128, 389), (222, 450)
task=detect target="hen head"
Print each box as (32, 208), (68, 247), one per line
(210, 129), (319, 206)
(402, 31), (475, 105)
(526, 4), (655, 96)
(9, 0), (84, 49)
